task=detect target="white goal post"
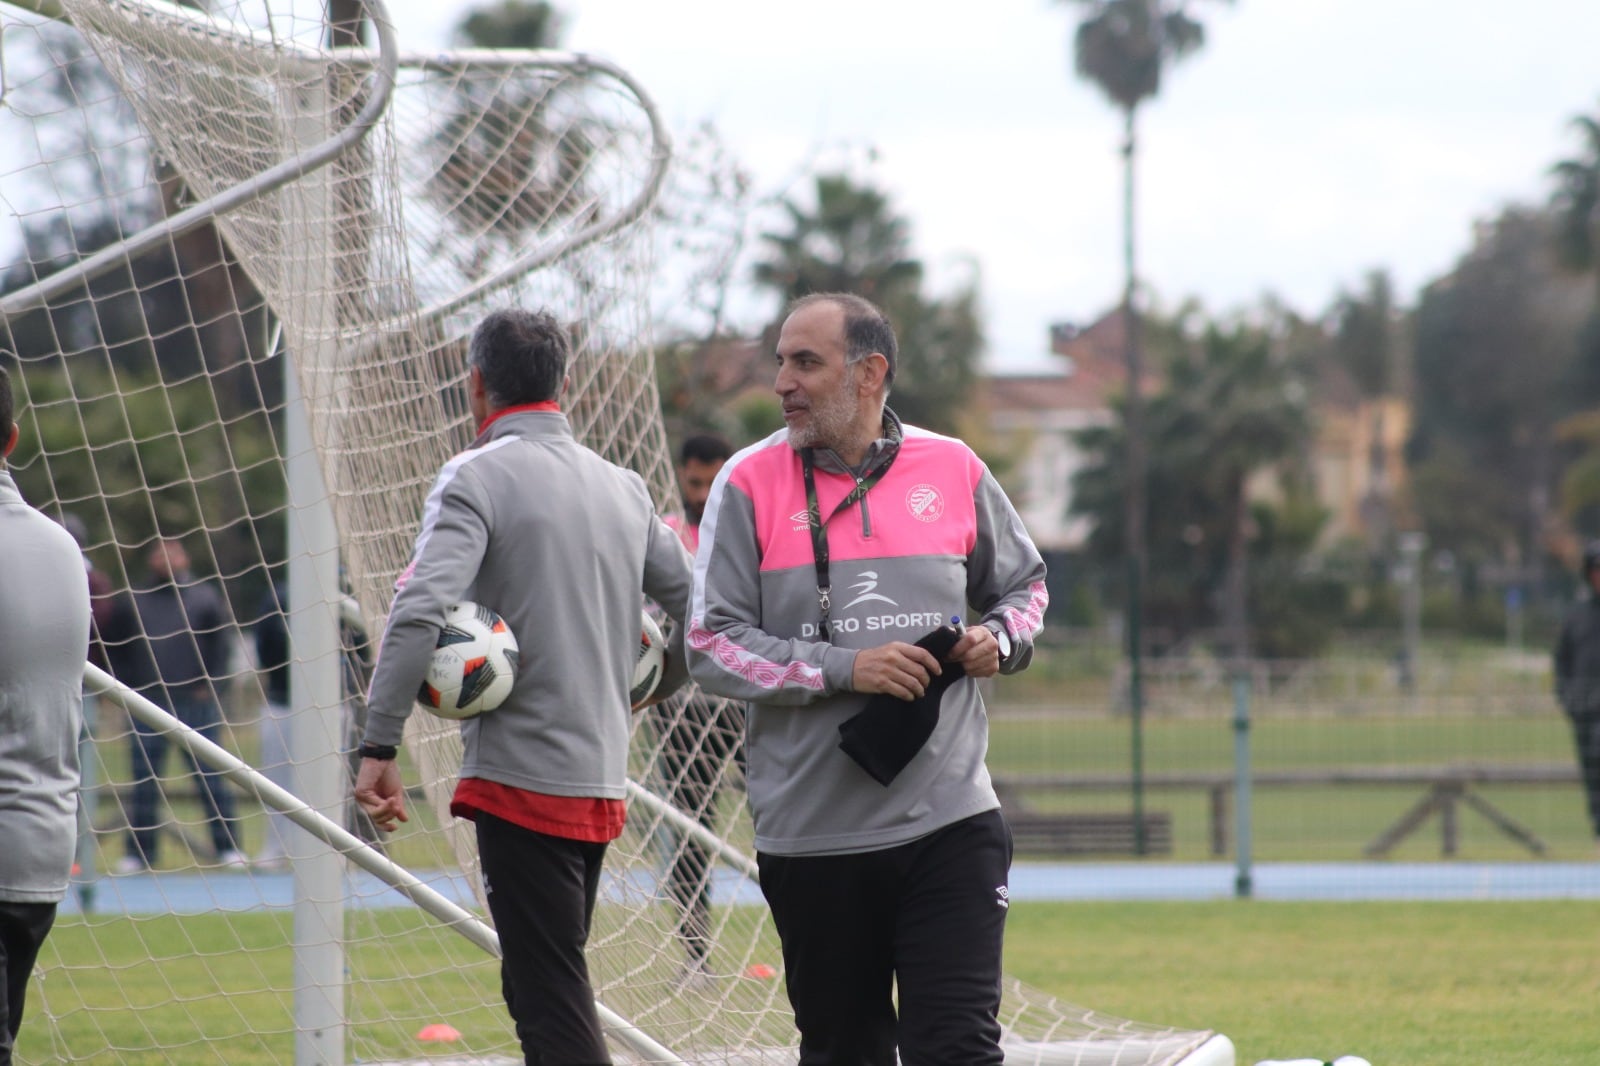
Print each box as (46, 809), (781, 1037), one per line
(0, 0), (1231, 1063)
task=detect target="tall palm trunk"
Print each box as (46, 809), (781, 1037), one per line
(1120, 105), (1150, 853)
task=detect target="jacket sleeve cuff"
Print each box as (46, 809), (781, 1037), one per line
(362, 708), (409, 748)
(822, 645), (858, 693)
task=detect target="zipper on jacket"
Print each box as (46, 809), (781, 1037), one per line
(857, 476), (873, 537)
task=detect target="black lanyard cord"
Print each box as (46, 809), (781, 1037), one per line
(800, 442), (898, 642)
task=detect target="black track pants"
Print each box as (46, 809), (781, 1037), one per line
(476, 814), (611, 1065)
(0, 900), (57, 1066)
(757, 809), (1013, 1066)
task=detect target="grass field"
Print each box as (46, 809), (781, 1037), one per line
(1005, 899), (1600, 1066)
(25, 899), (1599, 1065)
(43, 636), (1592, 1064)
(981, 636), (1595, 863)
(985, 710), (1596, 861)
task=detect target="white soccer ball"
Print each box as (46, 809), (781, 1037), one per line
(415, 602), (520, 720)
(630, 611), (667, 709)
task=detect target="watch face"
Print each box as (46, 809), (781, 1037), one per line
(991, 624), (1012, 660)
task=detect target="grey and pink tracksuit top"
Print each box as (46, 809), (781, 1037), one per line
(687, 411), (1048, 856)
(363, 409), (694, 800)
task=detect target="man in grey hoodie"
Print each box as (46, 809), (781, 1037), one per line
(354, 309), (694, 1065)
(0, 365), (90, 1063)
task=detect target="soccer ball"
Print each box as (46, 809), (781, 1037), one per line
(630, 611), (667, 709)
(416, 602), (520, 720)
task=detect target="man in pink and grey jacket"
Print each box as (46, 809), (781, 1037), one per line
(687, 292), (1047, 1065)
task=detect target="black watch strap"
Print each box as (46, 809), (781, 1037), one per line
(358, 742), (398, 761)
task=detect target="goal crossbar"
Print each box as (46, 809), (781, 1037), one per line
(0, 0), (401, 318)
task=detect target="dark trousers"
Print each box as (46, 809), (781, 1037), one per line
(0, 900), (58, 1066)
(126, 691), (239, 863)
(651, 693), (744, 963)
(1570, 712), (1600, 837)
(757, 809), (1013, 1066)
(476, 814), (611, 1065)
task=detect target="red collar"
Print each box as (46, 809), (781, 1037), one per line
(477, 400), (560, 436)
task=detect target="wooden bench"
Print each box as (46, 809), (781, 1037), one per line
(995, 781), (1172, 855)
(1004, 807), (1173, 856)
(992, 763), (1579, 858)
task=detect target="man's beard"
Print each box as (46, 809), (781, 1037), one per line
(787, 369), (859, 453)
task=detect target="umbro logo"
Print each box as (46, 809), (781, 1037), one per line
(790, 510), (810, 531)
(995, 885), (1009, 909)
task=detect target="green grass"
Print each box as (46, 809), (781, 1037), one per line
(46, 636), (1591, 1062)
(1006, 900), (1600, 1066)
(27, 910), (507, 1065)
(27, 901), (1600, 1065)
(984, 708), (1596, 860)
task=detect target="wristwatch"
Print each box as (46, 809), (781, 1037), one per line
(983, 621), (1013, 666)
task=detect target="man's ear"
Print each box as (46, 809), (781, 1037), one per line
(560, 374), (571, 397)
(857, 352), (890, 394)
(2, 423), (17, 459)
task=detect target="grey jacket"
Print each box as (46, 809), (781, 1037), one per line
(0, 470), (89, 902)
(364, 409), (693, 799)
(688, 417), (1049, 855)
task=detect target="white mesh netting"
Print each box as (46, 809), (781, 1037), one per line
(0, 0), (1222, 1062)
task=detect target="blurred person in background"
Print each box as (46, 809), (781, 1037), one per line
(655, 431), (745, 986)
(103, 536), (245, 872)
(1553, 540), (1600, 853)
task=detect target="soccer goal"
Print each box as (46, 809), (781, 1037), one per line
(0, 1), (1232, 1063)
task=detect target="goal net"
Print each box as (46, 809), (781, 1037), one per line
(0, 1), (1229, 1063)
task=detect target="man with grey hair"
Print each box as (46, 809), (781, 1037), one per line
(0, 364), (91, 1062)
(355, 308), (694, 1064)
(688, 292), (1049, 1064)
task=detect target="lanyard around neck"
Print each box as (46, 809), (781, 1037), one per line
(800, 442), (898, 642)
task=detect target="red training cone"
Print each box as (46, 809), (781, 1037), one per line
(416, 1023), (462, 1042)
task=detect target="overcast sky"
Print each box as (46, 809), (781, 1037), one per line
(381, 0), (1600, 367)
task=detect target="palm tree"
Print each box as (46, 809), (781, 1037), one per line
(1549, 106), (1600, 551)
(750, 173), (981, 435)
(1551, 111), (1600, 277)
(1060, 0), (1229, 850)
(752, 174), (924, 305)
(1070, 316), (1312, 656)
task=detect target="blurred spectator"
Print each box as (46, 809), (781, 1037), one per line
(656, 432), (744, 984)
(1553, 541), (1600, 851)
(103, 537), (245, 872)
